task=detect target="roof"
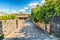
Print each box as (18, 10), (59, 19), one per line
(12, 14), (29, 18)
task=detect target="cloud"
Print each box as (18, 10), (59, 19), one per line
(20, 9), (26, 13)
(0, 0), (45, 14)
(28, 0), (45, 9)
(0, 9), (9, 13)
(20, 7), (29, 13)
(28, 2), (39, 8)
(24, 7), (28, 10)
(12, 10), (17, 13)
(40, 0), (45, 5)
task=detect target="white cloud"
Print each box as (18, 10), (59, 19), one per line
(28, 2), (39, 9)
(0, 0), (45, 14)
(28, 0), (45, 9)
(0, 9), (9, 13)
(40, 0), (45, 5)
(12, 10), (17, 13)
(24, 7), (28, 10)
(20, 9), (26, 13)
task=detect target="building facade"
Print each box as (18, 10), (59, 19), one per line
(12, 14), (29, 20)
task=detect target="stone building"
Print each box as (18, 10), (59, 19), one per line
(12, 14), (29, 20)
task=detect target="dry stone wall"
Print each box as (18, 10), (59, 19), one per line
(18, 20), (25, 28)
(36, 22), (50, 33)
(2, 20), (16, 36)
(2, 20), (26, 37)
(36, 22), (45, 30)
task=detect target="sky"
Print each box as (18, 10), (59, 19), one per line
(0, 0), (45, 14)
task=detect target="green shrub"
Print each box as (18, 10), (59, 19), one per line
(0, 14), (17, 20)
(31, 0), (60, 24)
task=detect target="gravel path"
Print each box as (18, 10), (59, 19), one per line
(3, 20), (57, 40)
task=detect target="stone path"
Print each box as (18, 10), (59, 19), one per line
(3, 20), (57, 40)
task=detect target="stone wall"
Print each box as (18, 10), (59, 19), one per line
(2, 20), (26, 37)
(2, 20), (16, 36)
(36, 22), (50, 33)
(46, 24), (50, 33)
(36, 22), (45, 30)
(18, 20), (25, 28)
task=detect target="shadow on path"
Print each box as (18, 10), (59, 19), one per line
(3, 20), (57, 40)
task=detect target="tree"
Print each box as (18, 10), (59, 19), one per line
(31, 0), (60, 30)
(31, 0), (60, 23)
